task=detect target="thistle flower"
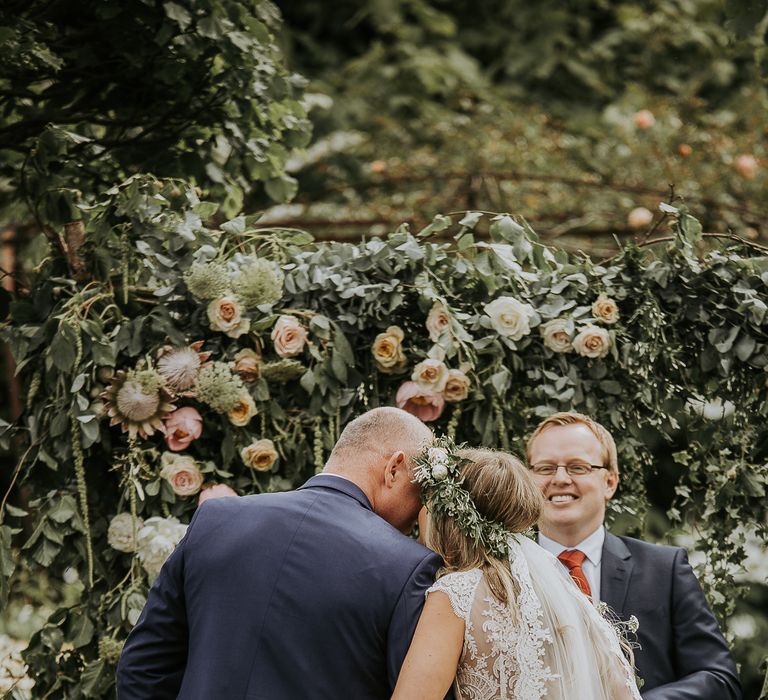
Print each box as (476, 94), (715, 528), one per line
(156, 341), (212, 393)
(232, 258), (284, 309)
(260, 358), (305, 383)
(101, 369), (175, 440)
(183, 262), (231, 300)
(195, 361), (246, 413)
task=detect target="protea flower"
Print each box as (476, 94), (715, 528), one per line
(156, 341), (212, 393)
(101, 369), (176, 440)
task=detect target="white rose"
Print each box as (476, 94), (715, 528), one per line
(540, 319), (573, 353)
(371, 325), (406, 373)
(426, 303), (451, 342)
(136, 516), (188, 580)
(207, 295), (250, 338)
(572, 325), (612, 359)
(431, 463), (449, 480)
(484, 296), (535, 341)
(107, 512), (144, 553)
(412, 359), (449, 392)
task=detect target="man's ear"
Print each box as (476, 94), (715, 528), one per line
(383, 450), (406, 489)
(604, 469), (619, 500)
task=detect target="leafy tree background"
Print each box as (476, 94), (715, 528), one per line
(1, 0), (768, 697)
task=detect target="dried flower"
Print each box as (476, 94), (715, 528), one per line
(232, 258), (284, 309)
(101, 369), (175, 440)
(195, 362), (246, 413)
(260, 358), (306, 383)
(156, 341), (211, 392)
(184, 262), (231, 300)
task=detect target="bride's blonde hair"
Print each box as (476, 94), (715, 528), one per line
(424, 448), (543, 604)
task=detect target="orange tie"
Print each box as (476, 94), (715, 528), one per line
(558, 549), (592, 598)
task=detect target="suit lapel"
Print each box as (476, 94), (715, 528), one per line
(600, 532), (633, 616)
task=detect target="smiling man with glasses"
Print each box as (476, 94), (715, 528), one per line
(525, 411), (740, 699)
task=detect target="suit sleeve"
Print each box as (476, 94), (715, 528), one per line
(386, 550), (443, 690)
(116, 508), (203, 699)
(642, 548), (741, 700)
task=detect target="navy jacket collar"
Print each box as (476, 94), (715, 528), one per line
(298, 473), (373, 511)
(600, 531), (634, 615)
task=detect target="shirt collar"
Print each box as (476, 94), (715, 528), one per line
(538, 525), (605, 566)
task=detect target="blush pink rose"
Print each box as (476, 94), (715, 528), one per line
(163, 407), (203, 451)
(395, 381), (445, 422)
(198, 483), (238, 506)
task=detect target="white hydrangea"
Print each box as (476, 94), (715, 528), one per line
(107, 512), (144, 553)
(136, 516), (188, 580)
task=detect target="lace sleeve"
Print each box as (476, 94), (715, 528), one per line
(426, 569), (482, 622)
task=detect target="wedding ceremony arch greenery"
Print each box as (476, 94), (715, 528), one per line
(1, 174), (767, 695)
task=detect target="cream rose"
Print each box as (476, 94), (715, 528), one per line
(426, 303), (451, 342)
(207, 295), (250, 338)
(592, 293), (620, 324)
(271, 315), (309, 358)
(108, 512), (144, 553)
(443, 369), (471, 402)
(234, 348), (262, 382)
(160, 452), (204, 497)
(228, 392), (257, 427)
(572, 325), (612, 359)
(136, 516), (188, 580)
(241, 438), (279, 471)
(484, 296), (535, 341)
(540, 319), (573, 353)
(372, 325), (407, 373)
(412, 358), (449, 392)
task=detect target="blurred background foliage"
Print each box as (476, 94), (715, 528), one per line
(1, 0), (768, 696)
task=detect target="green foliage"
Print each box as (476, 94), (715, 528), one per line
(0, 0), (311, 226)
(1, 174), (767, 694)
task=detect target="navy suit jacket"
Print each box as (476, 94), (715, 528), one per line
(116, 475), (443, 699)
(601, 532), (741, 700)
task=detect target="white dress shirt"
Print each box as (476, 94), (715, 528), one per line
(538, 526), (605, 602)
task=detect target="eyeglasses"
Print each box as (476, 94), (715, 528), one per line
(529, 461), (606, 477)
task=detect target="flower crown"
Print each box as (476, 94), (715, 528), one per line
(413, 436), (512, 558)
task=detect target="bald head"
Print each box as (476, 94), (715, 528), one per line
(325, 407), (432, 531)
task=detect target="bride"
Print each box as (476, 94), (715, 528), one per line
(392, 445), (641, 700)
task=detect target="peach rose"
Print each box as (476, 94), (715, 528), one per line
(207, 295), (250, 338)
(234, 348), (262, 382)
(372, 325), (407, 373)
(572, 325), (612, 359)
(163, 407), (203, 452)
(443, 369), (471, 402)
(241, 438), (279, 471)
(160, 453), (204, 497)
(540, 319), (573, 353)
(633, 109), (655, 129)
(734, 154), (759, 180)
(592, 293), (620, 324)
(198, 483), (238, 505)
(426, 303), (451, 342)
(395, 381), (445, 422)
(228, 392), (257, 427)
(627, 207), (653, 229)
(271, 315), (309, 358)
(411, 359), (449, 392)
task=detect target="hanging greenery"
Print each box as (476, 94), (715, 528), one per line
(0, 174), (767, 696)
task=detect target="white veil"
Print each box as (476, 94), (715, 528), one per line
(508, 536), (641, 700)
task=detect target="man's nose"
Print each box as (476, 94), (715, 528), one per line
(551, 465), (573, 483)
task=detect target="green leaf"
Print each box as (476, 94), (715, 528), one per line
(81, 658), (113, 697)
(49, 325), (77, 372)
(69, 610), (95, 648)
(265, 175), (298, 203)
(164, 1), (192, 30)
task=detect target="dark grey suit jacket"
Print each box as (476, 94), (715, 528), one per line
(601, 532), (741, 700)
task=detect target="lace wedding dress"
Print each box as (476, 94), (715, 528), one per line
(427, 537), (642, 700)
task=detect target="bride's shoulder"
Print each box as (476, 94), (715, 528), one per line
(427, 569), (483, 620)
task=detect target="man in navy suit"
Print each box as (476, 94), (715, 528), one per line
(526, 412), (741, 700)
(117, 407), (441, 699)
